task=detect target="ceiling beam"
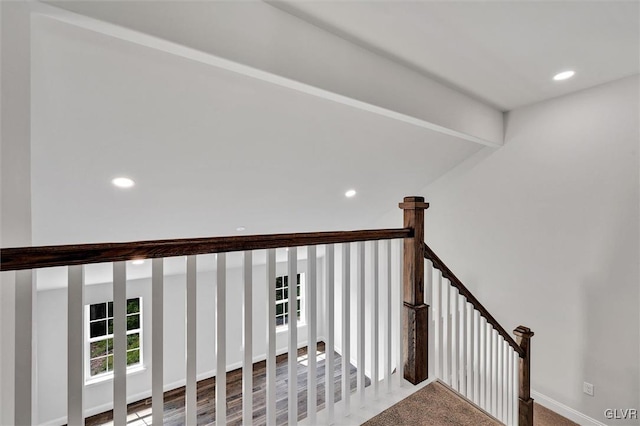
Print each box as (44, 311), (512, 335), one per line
(35, 1), (504, 147)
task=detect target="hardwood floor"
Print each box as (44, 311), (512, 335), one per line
(85, 342), (369, 426)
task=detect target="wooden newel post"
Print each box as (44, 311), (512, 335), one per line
(399, 196), (429, 385)
(514, 325), (535, 426)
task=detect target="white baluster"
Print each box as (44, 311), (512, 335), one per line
(472, 308), (481, 405)
(357, 241), (365, 407)
(15, 269), (36, 425)
(497, 339), (502, 422)
(503, 341), (509, 423)
(459, 295), (466, 397)
(450, 286), (458, 391)
(507, 349), (512, 425)
(491, 329), (498, 417)
(307, 246), (318, 424)
(68, 266), (84, 426)
(186, 256), (197, 426)
(486, 323), (494, 414)
(441, 277), (449, 385)
(511, 352), (520, 425)
(288, 247), (298, 425)
(510, 349), (516, 426)
(371, 241), (379, 397)
(397, 240), (403, 386)
(242, 251), (253, 426)
(151, 259), (164, 426)
(433, 269), (441, 380)
(216, 253), (226, 425)
(341, 243), (351, 413)
(497, 333), (502, 422)
(466, 303), (473, 399)
(485, 325), (492, 415)
(385, 240), (392, 392)
(325, 244), (336, 423)
(113, 261), (127, 425)
(479, 317), (486, 409)
(425, 260), (434, 379)
(266, 249), (277, 426)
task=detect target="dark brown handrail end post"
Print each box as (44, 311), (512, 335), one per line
(399, 196), (429, 385)
(514, 325), (535, 426)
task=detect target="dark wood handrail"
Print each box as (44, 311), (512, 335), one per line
(424, 243), (525, 357)
(0, 228), (412, 272)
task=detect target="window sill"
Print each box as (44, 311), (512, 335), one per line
(276, 322), (307, 334)
(85, 365), (146, 387)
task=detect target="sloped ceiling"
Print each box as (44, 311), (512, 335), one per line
(32, 15), (482, 247)
(272, 0), (640, 111)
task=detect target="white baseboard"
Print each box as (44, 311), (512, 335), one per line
(532, 390), (607, 426)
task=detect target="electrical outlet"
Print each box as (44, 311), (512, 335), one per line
(583, 382), (594, 396)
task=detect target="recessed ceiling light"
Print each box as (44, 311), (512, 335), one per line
(112, 177), (135, 188)
(236, 226), (246, 232)
(553, 70), (575, 81)
(345, 189), (357, 198)
(131, 259), (145, 265)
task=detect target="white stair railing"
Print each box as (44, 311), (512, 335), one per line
(1, 228), (408, 426)
(2, 200), (535, 426)
(425, 243), (534, 426)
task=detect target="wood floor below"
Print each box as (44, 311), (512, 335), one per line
(85, 342), (369, 426)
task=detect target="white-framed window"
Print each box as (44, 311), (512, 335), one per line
(275, 273), (305, 328)
(86, 297), (143, 380)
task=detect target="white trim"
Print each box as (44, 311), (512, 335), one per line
(84, 365), (146, 387)
(532, 390), (608, 426)
(28, 1), (501, 148)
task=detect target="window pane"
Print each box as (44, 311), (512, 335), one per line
(106, 338), (114, 355)
(108, 319), (113, 334)
(297, 285), (301, 297)
(297, 274), (301, 284)
(90, 320), (107, 338)
(297, 299), (301, 313)
(283, 301), (289, 314)
(283, 276), (288, 286)
(108, 302), (113, 317)
(107, 355), (113, 372)
(127, 333), (140, 350)
(276, 289), (283, 301)
(90, 340), (107, 358)
(127, 349), (140, 366)
(127, 298), (140, 314)
(127, 314), (140, 331)
(276, 315), (284, 326)
(90, 357), (108, 376)
(90, 303), (107, 321)
(276, 303), (283, 315)
(276, 277), (283, 288)
(283, 288), (288, 299)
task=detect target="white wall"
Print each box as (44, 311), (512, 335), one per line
(36, 255), (324, 425)
(380, 76), (639, 424)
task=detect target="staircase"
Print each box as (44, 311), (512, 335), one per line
(1, 196), (534, 425)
